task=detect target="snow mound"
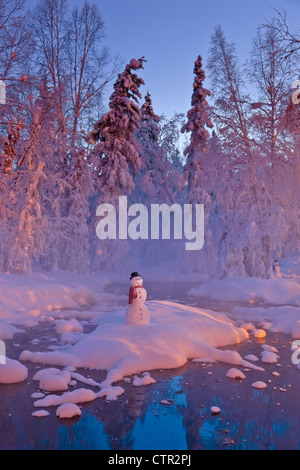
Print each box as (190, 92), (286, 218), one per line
(34, 388), (97, 407)
(241, 322), (256, 332)
(31, 392), (45, 399)
(251, 381), (267, 389)
(20, 301), (265, 394)
(33, 367), (61, 380)
(226, 368), (246, 379)
(261, 351), (279, 364)
(31, 410), (50, 418)
(33, 367), (71, 392)
(55, 319), (83, 335)
(132, 372), (156, 386)
(97, 386), (125, 401)
(262, 344), (278, 352)
(0, 357), (28, 384)
(291, 321), (300, 339)
(211, 406), (221, 414)
(254, 329), (266, 339)
(60, 332), (83, 345)
(244, 354), (259, 362)
(42, 371), (71, 392)
(56, 403), (81, 419)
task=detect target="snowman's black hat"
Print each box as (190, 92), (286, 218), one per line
(130, 272), (140, 279)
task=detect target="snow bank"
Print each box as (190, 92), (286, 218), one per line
(0, 357), (28, 384)
(0, 270), (105, 323)
(21, 300), (264, 392)
(232, 305), (300, 339)
(189, 278), (300, 306)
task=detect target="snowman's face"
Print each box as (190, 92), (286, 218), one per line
(131, 276), (143, 287)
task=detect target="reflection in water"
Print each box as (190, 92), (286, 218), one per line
(58, 415), (110, 450)
(1, 358), (300, 450)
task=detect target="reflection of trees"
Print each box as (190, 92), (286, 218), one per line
(55, 383), (151, 450)
(0, 369), (153, 450)
(0, 381), (61, 450)
(96, 385), (148, 450)
(180, 361), (300, 450)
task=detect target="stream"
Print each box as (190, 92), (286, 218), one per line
(0, 280), (299, 450)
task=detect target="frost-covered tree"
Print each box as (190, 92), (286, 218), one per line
(0, 119), (24, 271)
(131, 93), (183, 266)
(206, 26), (294, 278)
(87, 57), (146, 197)
(134, 92), (175, 204)
(0, 0), (32, 82)
(181, 55), (213, 195)
(65, 2), (118, 154)
(32, 0), (117, 167)
(263, 9), (300, 62)
(87, 57), (146, 270)
(180, 55), (215, 273)
(60, 151), (93, 273)
(207, 26), (253, 160)
(8, 162), (48, 272)
(248, 26), (295, 169)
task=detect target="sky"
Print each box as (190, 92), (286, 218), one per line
(27, 0), (300, 119)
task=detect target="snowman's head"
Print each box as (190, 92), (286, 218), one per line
(131, 275), (143, 287)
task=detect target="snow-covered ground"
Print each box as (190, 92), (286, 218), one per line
(0, 254), (299, 419)
(189, 254), (300, 339)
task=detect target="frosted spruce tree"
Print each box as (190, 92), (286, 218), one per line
(60, 151), (94, 273)
(134, 92), (175, 204)
(87, 57), (146, 270)
(181, 55), (215, 273)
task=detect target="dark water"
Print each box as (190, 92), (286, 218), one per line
(0, 281), (299, 450)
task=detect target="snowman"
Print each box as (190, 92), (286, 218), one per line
(272, 259), (281, 278)
(125, 272), (150, 325)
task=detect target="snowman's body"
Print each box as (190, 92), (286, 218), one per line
(125, 276), (150, 325)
